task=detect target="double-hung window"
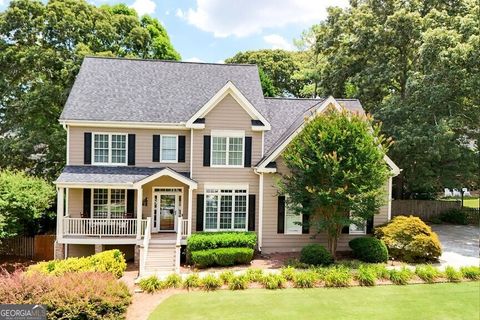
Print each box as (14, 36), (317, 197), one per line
(211, 131), (244, 167)
(284, 201), (303, 235)
(92, 189), (126, 219)
(93, 133), (127, 165)
(160, 135), (178, 162)
(349, 213), (366, 235)
(204, 188), (248, 231)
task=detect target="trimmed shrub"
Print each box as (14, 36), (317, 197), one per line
(280, 266), (297, 281)
(415, 265), (441, 283)
(460, 266), (480, 280)
(439, 208), (468, 225)
(228, 275), (249, 290)
(349, 237), (388, 263)
(138, 275), (163, 293)
(28, 249), (127, 278)
(183, 273), (201, 289)
(324, 266), (352, 287)
(375, 216), (442, 263)
(187, 232), (257, 251)
(201, 274), (222, 291)
(0, 271), (131, 319)
(389, 267), (413, 285)
(293, 271), (317, 288)
(445, 266), (462, 282)
(244, 268), (264, 282)
(356, 265), (377, 286)
(191, 247), (254, 268)
(299, 244), (334, 266)
(164, 273), (182, 288)
(261, 274), (285, 290)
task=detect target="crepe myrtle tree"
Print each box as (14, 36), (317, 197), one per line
(278, 109), (391, 257)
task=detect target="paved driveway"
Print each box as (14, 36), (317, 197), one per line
(431, 224), (479, 268)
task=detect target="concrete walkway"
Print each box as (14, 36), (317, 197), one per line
(431, 224), (479, 268)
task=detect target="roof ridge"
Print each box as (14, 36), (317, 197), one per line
(264, 97), (325, 101)
(84, 56), (258, 67)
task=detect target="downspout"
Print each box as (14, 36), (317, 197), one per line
(254, 169), (264, 252)
(190, 128), (194, 178)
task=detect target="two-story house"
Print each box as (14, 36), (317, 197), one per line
(54, 57), (400, 275)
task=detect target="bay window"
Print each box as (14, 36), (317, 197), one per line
(93, 133), (127, 165)
(204, 188), (248, 230)
(211, 131), (244, 167)
(92, 189), (126, 219)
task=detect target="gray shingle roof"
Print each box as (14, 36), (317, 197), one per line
(60, 57), (265, 123)
(55, 166), (191, 185)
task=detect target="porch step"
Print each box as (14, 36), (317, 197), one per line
(143, 243), (177, 274)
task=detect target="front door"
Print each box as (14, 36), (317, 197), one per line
(152, 188), (182, 232)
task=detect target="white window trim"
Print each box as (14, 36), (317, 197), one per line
(92, 132), (128, 166)
(284, 201), (303, 235)
(210, 130), (245, 168)
(159, 134), (178, 163)
(91, 188), (127, 219)
(203, 184), (249, 232)
(349, 213), (367, 235)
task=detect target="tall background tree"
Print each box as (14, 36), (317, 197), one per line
(0, 0), (180, 181)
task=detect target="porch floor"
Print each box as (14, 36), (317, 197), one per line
(150, 233), (177, 241)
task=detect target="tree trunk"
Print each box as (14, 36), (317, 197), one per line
(327, 230), (339, 259)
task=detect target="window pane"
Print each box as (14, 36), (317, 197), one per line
(110, 189), (126, 219)
(349, 215), (366, 234)
(111, 134), (126, 164)
(93, 189), (108, 218)
(219, 195), (233, 229)
(161, 136), (177, 161)
(94, 134), (109, 163)
(234, 195), (247, 229)
(212, 137), (227, 165)
(285, 208), (302, 234)
(205, 195), (218, 229)
(228, 137), (243, 166)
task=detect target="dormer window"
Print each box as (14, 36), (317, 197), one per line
(211, 130), (244, 167)
(93, 133), (127, 165)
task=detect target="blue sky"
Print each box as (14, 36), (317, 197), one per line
(0, 0), (348, 62)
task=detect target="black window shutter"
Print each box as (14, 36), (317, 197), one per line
(244, 136), (252, 167)
(248, 194), (256, 231)
(203, 135), (211, 167)
(178, 135), (186, 163)
(84, 132), (92, 165)
(152, 135), (160, 162)
(342, 225), (350, 234)
(302, 213), (309, 234)
(127, 190), (135, 214)
(277, 196), (285, 234)
(196, 194), (204, 231)
(366, 216), (374, 234)
(83, 189), (91, 218)
(128, 134), (136, 165)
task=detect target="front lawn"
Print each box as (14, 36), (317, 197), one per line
(148, 282), (479, 320)
(441, 197), (479, 208)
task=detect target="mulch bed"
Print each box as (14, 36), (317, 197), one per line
(0, 256), (36, 273)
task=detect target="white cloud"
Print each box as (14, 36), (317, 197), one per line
(176, 8), (185, 18)
(130, 0), (156, 16)
(182, 0), (348, 37)
(184, 57), (205, 63)
(216, 60), (225, 64)
(263, 34), (294, 50)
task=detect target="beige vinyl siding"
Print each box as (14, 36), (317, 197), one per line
(68, 126), (190, 172)
(191, 94), (261, 233)
(67, 188), (83, 218)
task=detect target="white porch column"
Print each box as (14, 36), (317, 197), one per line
(187, 187), (193, 236)
(136, 187), (143, 239)
(258, 173), (264, 251)
(57, 187), (65, 241)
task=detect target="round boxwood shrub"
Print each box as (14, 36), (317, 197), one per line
(374, 216), (442, 263)
(349, 237), (388, 263)
(299, 244), (333, 266)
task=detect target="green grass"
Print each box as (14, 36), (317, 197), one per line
(442, 197), (479, 208)
(148, 282), (479, 320)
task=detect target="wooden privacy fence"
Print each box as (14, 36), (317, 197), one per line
(391, 200), (462, 221)
(0, 235), (56, 261)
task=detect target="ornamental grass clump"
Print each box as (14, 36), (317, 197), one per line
(324, 266), (352, 287)
(444, 266), (462, 282)
(389, 267), (413, 285)
(164, 273), (182, 288)
(138, 275), (163, 293)
(219, 271), (235, 285)
(370, 264), (390, 280)
(415, 265), (441, 283)
(244, 268), (264, 282)
(262, 274), (286, 290)
(183, 273), (201, 289)
(280, 266), (297, 281)
(293, 271), (317, 288)
(356, 265), (377, 286)
(228, 275), (249, 290)
(201, 274), (222, 291)
(460, 266), (480, 280)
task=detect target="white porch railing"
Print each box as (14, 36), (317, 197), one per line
(181, 219), (188, 238)
(140, 217), (151, 276)
(63, 218), (147, 237)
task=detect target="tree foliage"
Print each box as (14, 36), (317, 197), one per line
(0, 0), (180, 180)
(278, 110), (391, 257)
(299, 0), (479, 198)
(0, 170), (56, 238)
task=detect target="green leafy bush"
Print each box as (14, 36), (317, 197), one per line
(201, 274), (222, 291)
(244, 268), (264, 282)
(138, 275), (163, 293)
(228, 275), (249, 290)
(299, 244), (333, 266)
(0, 271), (131, 319)
(324, 266), (352, 287)
(356, 265), (377, 286)
(445, 266), (462, 282)
(460, 266), (480, 280)
(164, 273), (182, 288)
(389, 267), (413, 285)
(280, 266), (297, 281)
(191, 247), (254, 268)
(415, 265), (441, 283)
(375, 216), (442, 263)
(261, 274), (285, 290)
(28, 249), (127, 278)
(187, 232), (257, 251)
(349, 237), (388, 263)
(439, 208), (468, 225)
(219, 271), (235, 285)
(183, 273), (201, 289)
(293, 271), (317, 288)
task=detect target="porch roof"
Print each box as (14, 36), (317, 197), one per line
(55, 166), (197, 188)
